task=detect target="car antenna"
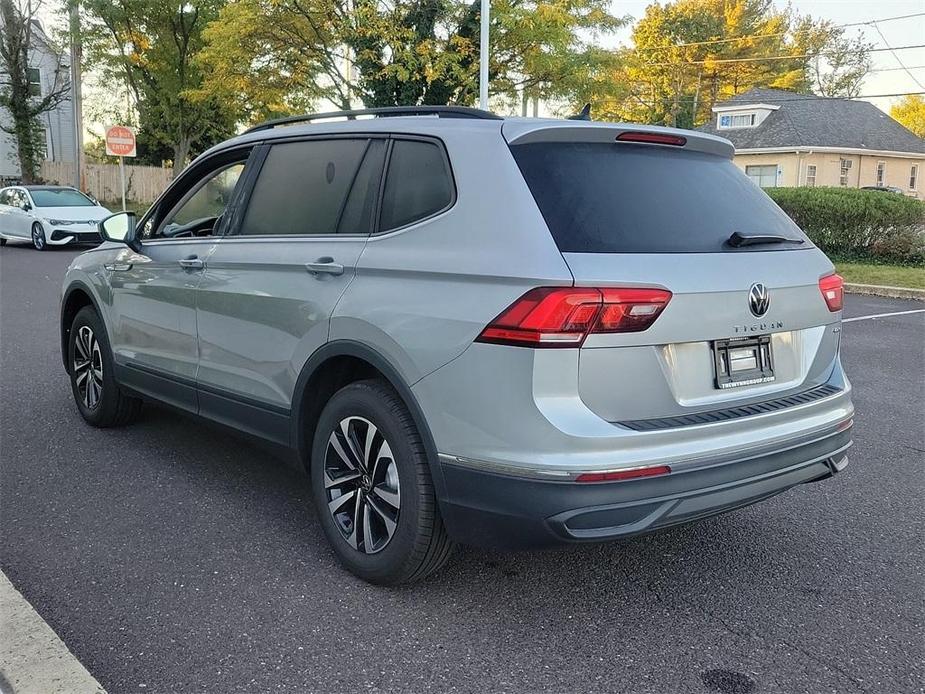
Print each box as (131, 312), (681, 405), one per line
(567, 103), (592, 121)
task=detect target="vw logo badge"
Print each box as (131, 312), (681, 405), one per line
(748, 283), (770, 317)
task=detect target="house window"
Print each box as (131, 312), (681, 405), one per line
(27, 68), (41, 97)
(839, 158), (852, 187)
(876, 161), (885, 186)
(745, 164), (778, 188)
(806, 165), (817, 187)
(718, 112), (757, 129)
(910, 165), (918, 191)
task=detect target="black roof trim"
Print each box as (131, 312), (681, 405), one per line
(245, 106), (503, 134)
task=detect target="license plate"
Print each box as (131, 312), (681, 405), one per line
(712, 335), (775, 389)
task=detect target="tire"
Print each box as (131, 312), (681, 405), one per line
(31, 223), (47, 251)
(0, 237), (6, 246)
(310, 379), (455, 585)
(68, 306), (142, 427)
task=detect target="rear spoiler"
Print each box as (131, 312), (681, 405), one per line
(501, 119), (735, 159)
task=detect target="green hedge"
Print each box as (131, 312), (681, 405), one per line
(765, 187), (925, 265)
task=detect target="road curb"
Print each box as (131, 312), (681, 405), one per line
(0, 571), (105, 694)
(844, 282), (925, 301)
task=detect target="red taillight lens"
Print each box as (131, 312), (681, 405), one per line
(476, 287), (672, 348)
(616, 131), (687, 146)
(819, 273), (844, 312)
(575, 465), (672, 483)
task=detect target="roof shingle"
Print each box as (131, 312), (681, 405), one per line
(697, 88), (925, 154)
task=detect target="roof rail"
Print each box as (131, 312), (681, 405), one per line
(244, 106), (502, 134)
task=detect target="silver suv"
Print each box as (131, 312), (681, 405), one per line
(60, 106), (853, 584)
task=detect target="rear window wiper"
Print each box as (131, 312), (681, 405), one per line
(727, 231), (805, 248)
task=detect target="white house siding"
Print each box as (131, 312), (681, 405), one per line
(0, 27), (74, 180)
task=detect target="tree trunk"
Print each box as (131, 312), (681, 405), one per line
(173, 138), (191, 171)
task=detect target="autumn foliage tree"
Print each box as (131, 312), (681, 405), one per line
(591, 0), (872, 128)
(192, 0), (626, 123)
(890, 95), (925, 138)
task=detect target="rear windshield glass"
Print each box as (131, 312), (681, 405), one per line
(30, 188), (95, 207)
(510, 142), (808, 253)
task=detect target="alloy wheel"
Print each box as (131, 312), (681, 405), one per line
(73, 326), (103, 410)
(32, 225), (44, 249)
(323, 416), (401, 554)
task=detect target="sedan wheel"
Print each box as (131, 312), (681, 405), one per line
(324, 416), (401, 554)
(31, 223), (46, 250)
(72, 325), (104, 410)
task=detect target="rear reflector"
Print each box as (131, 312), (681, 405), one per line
(819, 273), (844, 312)
(575, 465), (672, 483)
(616, 131), (687, 146)
(476, 287), (672, 348)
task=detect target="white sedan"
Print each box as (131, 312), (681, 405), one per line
(0, 185), (112, 250)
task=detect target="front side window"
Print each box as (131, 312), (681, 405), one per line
(910, 165), (918, 190)
(379, 139), (454, 231)
(806, 165), (817, 187)
(147, 162), (246, 239)
(745, 164), (778, 188)
(0, 189), (9, 205)
(239, 138), (370, 236)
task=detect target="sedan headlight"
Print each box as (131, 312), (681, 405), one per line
(47, 219), (93, 226)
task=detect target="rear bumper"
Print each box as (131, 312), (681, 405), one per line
(436, 421), (852, 549)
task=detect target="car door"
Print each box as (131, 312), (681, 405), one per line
(0, 189), (13, 235)
(3, 189), (33, 237)
(108, 148), (255, 413)
(195, 136), (386, 441)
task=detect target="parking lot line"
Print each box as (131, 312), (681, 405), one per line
(843, 308), (925, 323)
(0, 572), (105, 694)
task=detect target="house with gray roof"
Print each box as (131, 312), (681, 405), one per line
(698, 88), (925, 196)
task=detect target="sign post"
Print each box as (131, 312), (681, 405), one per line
(105, 125), (137, 211)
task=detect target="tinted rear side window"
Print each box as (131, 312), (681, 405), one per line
(510, 142), (807, 253)
(338, 139), (387, 234)
(379, 139), (453, 231)
(240, 139), (368, 236)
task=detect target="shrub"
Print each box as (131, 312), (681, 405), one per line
(765, 187), (925, 265)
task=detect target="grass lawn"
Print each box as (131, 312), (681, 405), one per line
(835, 261), (925, 290)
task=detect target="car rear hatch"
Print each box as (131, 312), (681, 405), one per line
(502, 120), (844, 424)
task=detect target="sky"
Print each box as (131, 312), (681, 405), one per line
(607, 0), (925, 113)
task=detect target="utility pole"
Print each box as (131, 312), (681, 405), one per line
(479, 0), (489, 110)
(68, 0), (83, 191)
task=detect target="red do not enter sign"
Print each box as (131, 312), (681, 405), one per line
(105, 125), (137, 158)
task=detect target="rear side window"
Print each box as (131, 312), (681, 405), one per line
(240, 139), (368, 236)
(510, 142), (807, 253)
(379, 139), (453, 231)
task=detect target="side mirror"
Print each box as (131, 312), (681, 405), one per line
(22, 202), (32, 211)
(99, 211), (141, 252)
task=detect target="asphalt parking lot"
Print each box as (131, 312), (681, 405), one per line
(1, 243), (923, 694)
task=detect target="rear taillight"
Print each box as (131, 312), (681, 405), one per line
(476, 287), (672, 348)
(819, 273), (844, 312)
(575, 465), (672, 483)
(616, 131), (687, 146)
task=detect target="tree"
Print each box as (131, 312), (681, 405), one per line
(193, 0), (626, 123)
(890, 94), (925, 137)
(81, 0), (237, 168)
(0, 0), (71, 182)
(590, 0), (872, 128)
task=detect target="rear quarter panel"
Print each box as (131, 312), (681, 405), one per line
(330, 122), (574, 385)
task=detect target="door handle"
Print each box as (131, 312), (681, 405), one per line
(305, 257), (344, 276)
(178, 256), (205, 270)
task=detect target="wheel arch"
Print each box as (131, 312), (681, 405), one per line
(60, 282), (104, 374)
(291, 340), (447, 499)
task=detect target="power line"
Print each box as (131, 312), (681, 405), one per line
(622, 91), (925, 106)
(870, 22), (925, 90)
(869, 65), (925, 72)
(634, 11), (925, 52)
(643, 43), (925, 68)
